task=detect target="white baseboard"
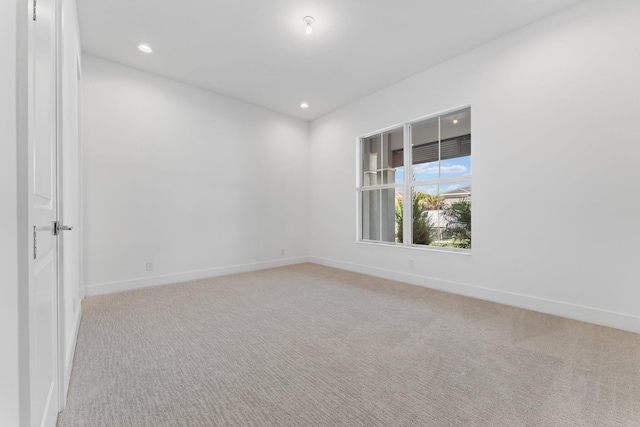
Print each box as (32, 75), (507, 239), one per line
(309, 256), (640, 334)
(84, 257), (310, 297)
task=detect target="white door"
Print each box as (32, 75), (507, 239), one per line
(29, 0), (59, 425)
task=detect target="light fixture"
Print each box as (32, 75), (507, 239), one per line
(303, 16), (314, 34)
(453, 118), (459, 124)
(300, 102), (309, 109)
(137, 44), (153, 53)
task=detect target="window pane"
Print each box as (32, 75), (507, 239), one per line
(411, 117), (439, 182)
(362, 188), (402, 243)
(362, 135), (382, 186)
(441, 181), (471, 249)
(440, 108), (471, 178)
(380, 188), (402, 243)
(361, 190), (380, 241)
(384, 127), (404, 185)
(410, 185), (442, 246)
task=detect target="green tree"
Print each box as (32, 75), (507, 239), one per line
(442, 199), (471, 248)
(395, 192), (434, 245)
(421, 194), (445, 210)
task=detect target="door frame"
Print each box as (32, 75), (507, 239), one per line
(55, 7), (83, 412)
(55, 0), (66, 410)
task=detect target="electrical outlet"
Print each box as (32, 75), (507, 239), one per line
(280, 249), (285, 256)
(73, 298), (77, 314)
(408, 259), (415, 269)
(146, 261), (154, 272)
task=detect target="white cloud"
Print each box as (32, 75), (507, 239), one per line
(440, 164), (467, 174)
(413, 162), (438, 175)
(413, 162), (467, 175)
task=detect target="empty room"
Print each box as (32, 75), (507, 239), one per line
(2, 0), (640, 426)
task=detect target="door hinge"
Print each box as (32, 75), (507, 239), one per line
(33, 0), (36, 21)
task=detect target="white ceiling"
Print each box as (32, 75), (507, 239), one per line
(78, 0), (584, 121)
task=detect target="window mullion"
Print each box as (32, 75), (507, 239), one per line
(378, 134), (383, 242)
(378, 189), (383, 242)
(437, 116), (442, 243)
(357, 138), (362, 241)
(438, 116), (441, 178)
(403, 124), (412, 246)
(358, 138), (363, 189)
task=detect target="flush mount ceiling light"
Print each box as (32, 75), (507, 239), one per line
(300, 102), (309, 109)
(303, 16), (314, 34)
(137, 44), (153, 53)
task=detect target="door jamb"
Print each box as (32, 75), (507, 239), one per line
(53, 0), (66, 413)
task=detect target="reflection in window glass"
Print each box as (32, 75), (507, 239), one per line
(411, 117), (439, 182)
(381, 188), (401, 243)
(361, 188), (402, 243)
(362, 135), (382, 186)
(440, 108), (471, 179)
(383, 127), (404, 185)
(361, 190), (380, 241)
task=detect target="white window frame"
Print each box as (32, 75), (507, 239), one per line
(356, 105), (472, 254)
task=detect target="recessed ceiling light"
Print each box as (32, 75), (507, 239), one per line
(303, 16), (314, 34)
(137, 44), (153, 53)
(300, 102), (309, 109)
(453, 118), (459, 124)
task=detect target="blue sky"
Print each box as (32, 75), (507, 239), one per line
(395, 156), (471, 185)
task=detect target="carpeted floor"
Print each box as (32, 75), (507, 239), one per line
(57, 263), (640, 426)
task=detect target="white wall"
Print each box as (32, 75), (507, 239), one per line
(309, 0), (640, 333)
(82, 55), (309, 295)
(0, 0), (22, 424)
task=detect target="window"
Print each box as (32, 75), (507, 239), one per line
(360, 127), (404, 243)
(358, 107), (471, 250)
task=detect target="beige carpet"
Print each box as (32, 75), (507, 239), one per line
(57, 264), (640, 426)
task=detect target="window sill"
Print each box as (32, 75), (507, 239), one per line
(357, 240), (471, 256)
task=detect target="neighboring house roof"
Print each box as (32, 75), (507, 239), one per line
(442, 186), (471, 199)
